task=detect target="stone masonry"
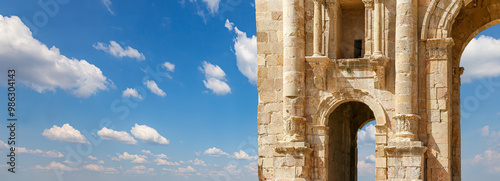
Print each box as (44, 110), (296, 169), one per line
(256, 0), (500, 180)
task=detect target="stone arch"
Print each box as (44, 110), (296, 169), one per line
(311, 88), (388, 180)
(421, 0), (464, 40)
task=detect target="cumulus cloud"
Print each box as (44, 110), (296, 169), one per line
(224, 19), (234, 31)
(17, 147), (64, 158)
(0, 15), (110, 98)
(111, 152), (148, 163)
(233, 27), (257, 84)
(244, 161), (258, 174)
(154, 158), (180, 166)
(357, 124), (376, 145)
(200, 61), (231, 95)
(42, 124), (89, 144)
(35, 161), (76, 171)
(97, 127), (137, 145)
(125, 165), (154, 175)
(461, 35), (500, 83)
(471, 149), (500, 173)
(98, 160), (105, 164)
(203, 147), (229, 157)
(187, 158), (207, 166)
(101, 0), (114, 15)
(130, 124), (169, 145)
(93, 41), (145, 61)
(122, 88), (142, 99)
(164, 166), (197, 173)
(84, 164), (117, 173)
(232, 150), (258, 160)
(202, 0), (221, 14)
(358, 160), (375, 175)
(144, 80), (166, 97)
(141, 150), (169, 159)
(162, 62), (175, 72)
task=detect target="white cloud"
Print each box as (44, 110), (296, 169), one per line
(203, 147), (229, 157)
(87, 155), (98, 160)
(42, 124), (89, 144)
(154, 158), (180, 166)
(232, 150), (258, 160)
(162, 62), (175, 72)
(0, 15), (110, 98)
(97, 127), (137, 145)
(102, 0), (114, 15)
(224, 19), (234, 31)
(366, 154), (376, 162)
(187, 158), (207, 166)
(111, 152), (148, 163)
(358, 160), (375, 175)
(125, 165), (154, 175)
(93, 41), (145, 61)
(357, 124), (376, 144)
(471, 149), (500, 173)
(142, 150), (169, 159)
(200, 61), (231, 95)
(244, 161), (258, 174)
(224, 164), (241, 175)
(130, 124), (169, 145)
(202, 0), (221, 14)
(0, 140), (8, 149)
(17, 147), (64, 158)
(122, 88), (142, 99)
(461, 35), (500, 83)
(35, 161), (76, 171)
(482, 126), (490, 137)
(84, 164), (117, 173)
(98, 160), (105, 164)
(233, 27), (257, 84)
(144, 80), (166, 97)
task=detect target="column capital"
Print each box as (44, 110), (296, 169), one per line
(362, 0), (373, 7)
(392, 114), (421, 142)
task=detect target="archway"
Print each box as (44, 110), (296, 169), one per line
(447, 0), (500, 180)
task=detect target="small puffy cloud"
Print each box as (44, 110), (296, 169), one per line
(42, 124), (89, 144)
(111, 152), (148, 163)
(98, 160), (105, 164)
(17, 147), (64, 158)
(232, 150), (258, 160)
(97, 127), (137, 145)
(471, 149), (500, 173)
(358, 160), (375, 175)
(101, 0), (114, 15)
(144, 80), (166, 97)
(125, 165), (154, 175)
(154, 158), (180, 166)
(233, 27), (257, 84)
(130, 124), (169, 145)
(35, 161), (76, 171)
(224, 164), (241, 175)
(162, 62), (175, 72)
(84, 164), (117, 173)
(482, 126), (490, 137)
(200, 61), (231, 95)
(202, 0), (221, 14)
(93, 41), (145, 61)
(244, 161), (258, 174)
(224, 19), (234, 31)
(87, 156), (98, 160)
(142, 150), (169, 159)
(357, 124), (376, 145)
(366, 154), (376, 162)
(203, 147), (229, 157)
(0, 15), (110, 98)
(187, 158), (207, 166)
(461, 35), (500, 83)
(122, 88), (142, 99)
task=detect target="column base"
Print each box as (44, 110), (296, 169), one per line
(385, 141), (427, 181)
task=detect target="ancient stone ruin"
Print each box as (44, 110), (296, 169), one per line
(256, 0), (498, 180)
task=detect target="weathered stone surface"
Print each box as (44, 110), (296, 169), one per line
(256, 0), (494, 180)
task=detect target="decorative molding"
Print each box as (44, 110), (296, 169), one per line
(426, 38), (454, 60)
(306, 56), (330, 90)
(283, 116), (307, 142)
(392, 114), (421, 142)
(362, 0), (373, 8)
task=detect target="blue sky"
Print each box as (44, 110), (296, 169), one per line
(0, 0), (500, 181)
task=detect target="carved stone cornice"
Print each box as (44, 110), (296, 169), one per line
(275, 141), (313, 155)
(306, 56), (330, 90)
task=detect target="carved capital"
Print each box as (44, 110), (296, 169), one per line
(370, 55), (389, 89)
(283, 116), (307, 142)
(453, 67), (464, 76)
(393, 114), (421, 142)
(426, 38), (454, 60)
(306, 56), (330, 90)
(362, 0), (373, 8)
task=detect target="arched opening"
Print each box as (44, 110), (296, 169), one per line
(327, 101), (375, 181)
(449, 1), (500, 180)
(356, 120), (376, 181)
